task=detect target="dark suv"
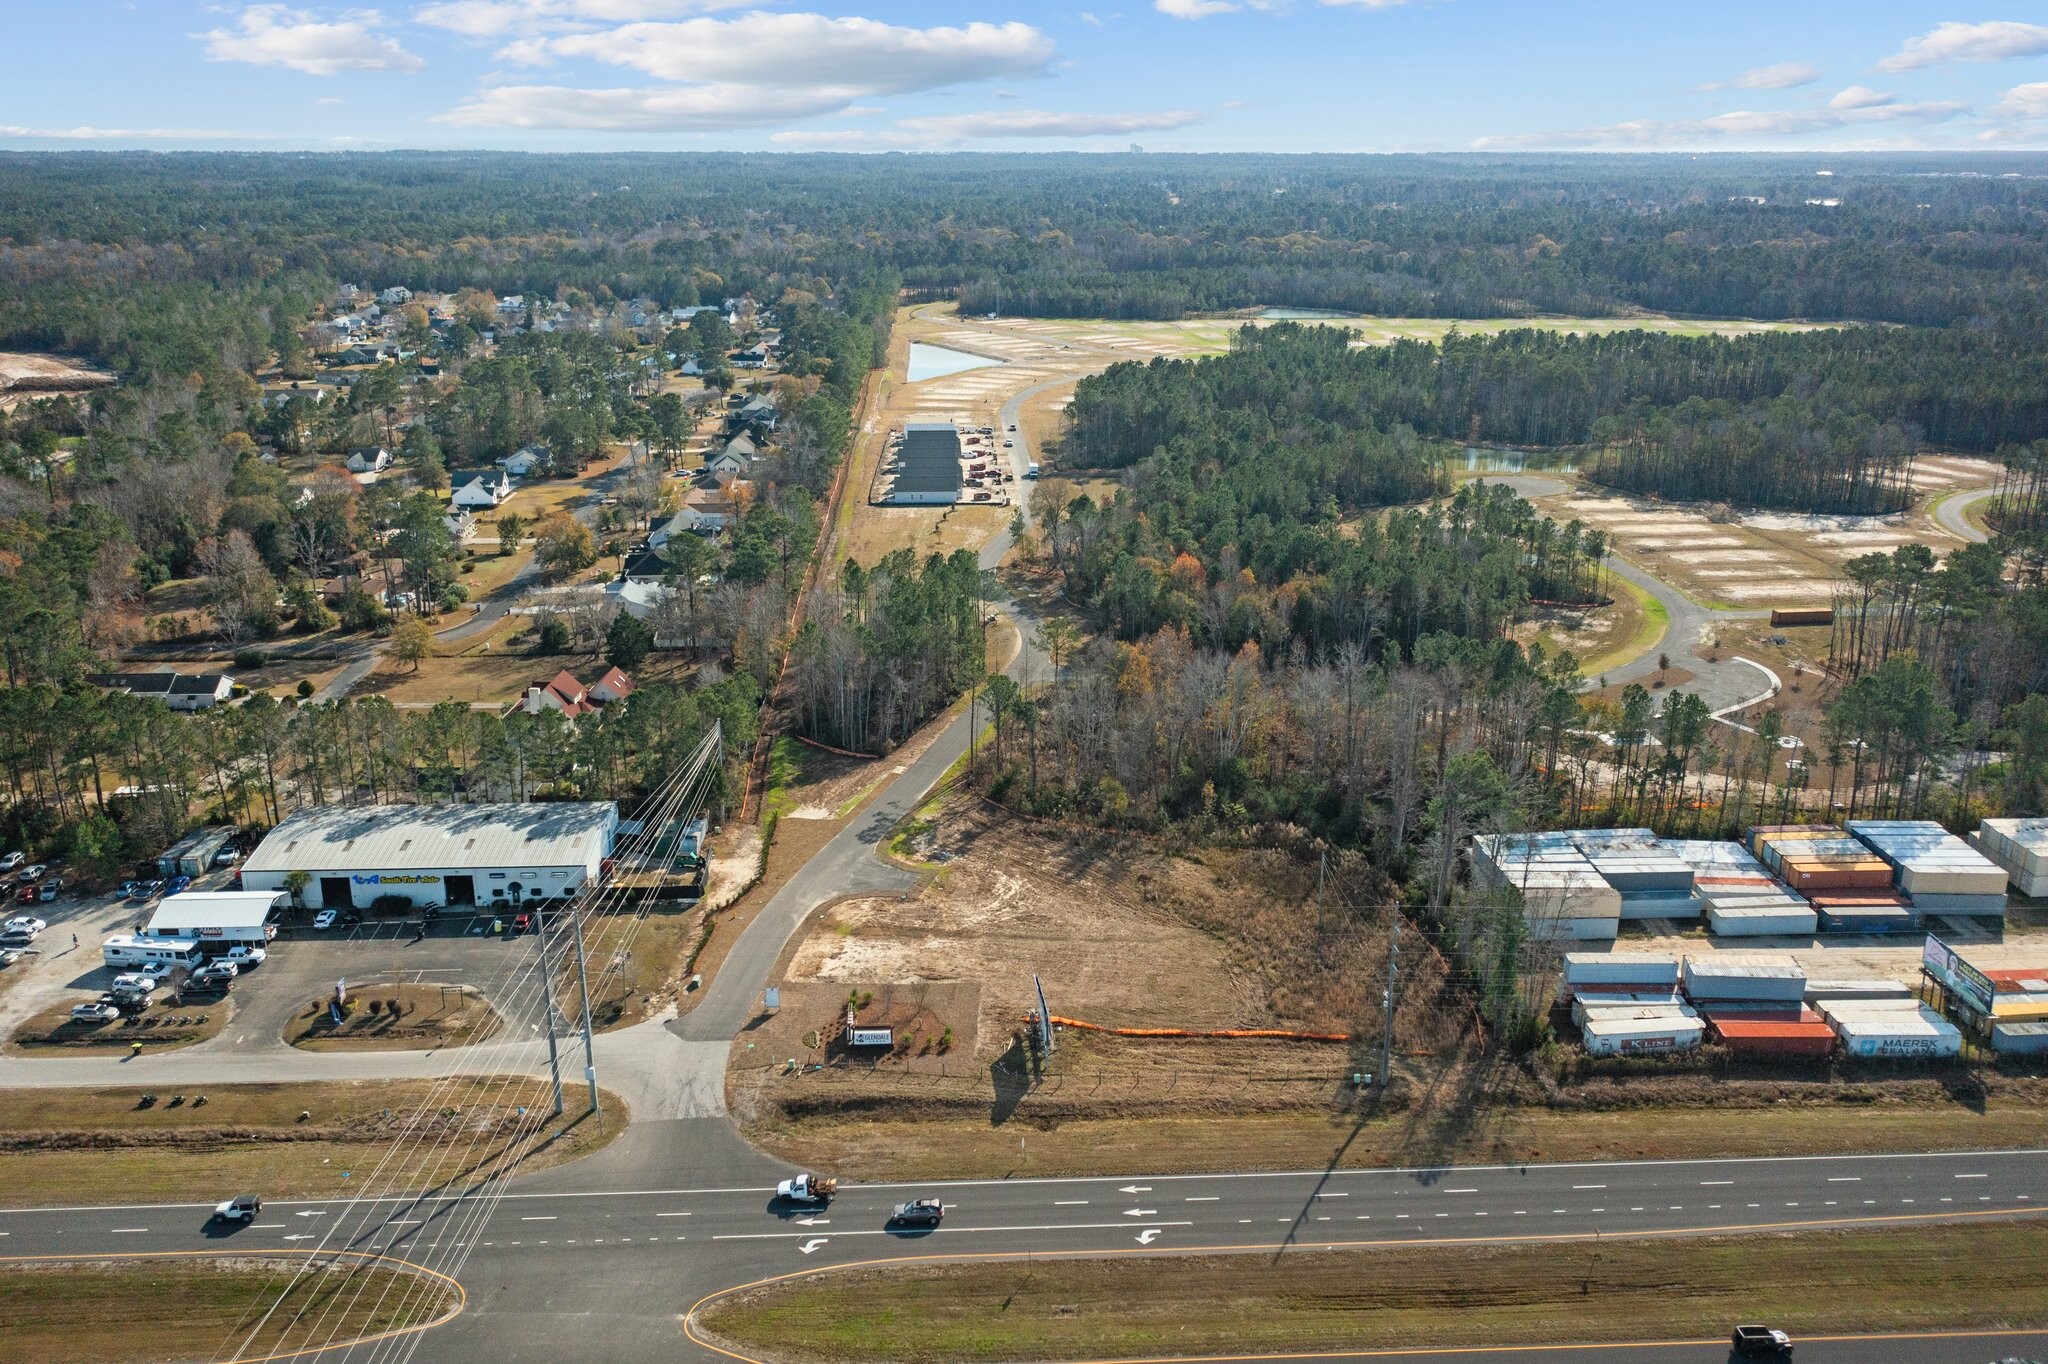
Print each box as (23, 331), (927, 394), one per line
(888, 1198), (944, 1228)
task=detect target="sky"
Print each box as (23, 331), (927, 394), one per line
(5, 3), (2048, 153)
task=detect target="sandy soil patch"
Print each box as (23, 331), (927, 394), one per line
(1682, 549), (1788, 563)
(1628, 536), (1746, 549)
(0, 352), (115, 408)
(1715, 580), (1838, 600)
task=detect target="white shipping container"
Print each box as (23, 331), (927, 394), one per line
(1706, 902), (1817, 936)
(1581, 1014), (1704, 1057)
(1563, 954), (1680, 986)
(1683, 959), (1807, 1001)
(1898, 862), (2007, 897)
(1571, 994), (1689, 1027)
(1833, 1006), (1962, 1059)
(1804, 979), (1916, 1002)
(1992, 1021), (2048, 1055)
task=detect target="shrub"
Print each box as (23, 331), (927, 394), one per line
(233, 648), (269, 670)
(535, 614), (572, 654)
(368, 998), (384, 1016)
(295, 679), (315, 698)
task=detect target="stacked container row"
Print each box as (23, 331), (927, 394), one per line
(1823, 1002), (1963, 1059)
(1705, 895), (1817, 937)
(1971, 818), (2048, 898)
(1682, 957), (1807, 1003)
(1848, 819), (2007, 915)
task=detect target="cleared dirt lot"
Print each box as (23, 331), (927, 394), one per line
(0, 351), (114, 409)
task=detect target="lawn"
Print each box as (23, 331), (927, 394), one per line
(698, 1221), (2048, 1363)
(1577, 570), (1668, 681)
(0, 1078), (625, 1205)
(0, 1256), (459, 1364)
(285, 981), (500, 1051)
(8, 997), (233, 1057)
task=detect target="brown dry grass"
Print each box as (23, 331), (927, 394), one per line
(0, 1258), (458, 1364)
(0, 1077), (626, 1205)
(9, 997), (234, 1056)
(699, 1222), (2048, 1363)
(286, 981), (500, 1051)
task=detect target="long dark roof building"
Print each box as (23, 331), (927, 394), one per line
(894, 423), (962, 496)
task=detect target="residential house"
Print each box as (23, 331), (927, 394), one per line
(443, 508), (475, 543)
(89, 671), (234, 712)
(729, 347), (768, 369)
(649, 491), (739, 548)
(450, 469), (513, 510)
(496, 445), (551, 477)
(588, 667), (635, 705)
(346, 445), (393, 474)
(379, 286), (414, 306)
(524, 670), (594, 718)
(736, 393), (779, 431)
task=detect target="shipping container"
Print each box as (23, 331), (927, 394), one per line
(1990, 992), (2048, 1021)
(1563, 954), (1681, 986)
(1769, 607), (1834, 627)
(1708, 1017), (1836, 1057)
(1581, 1013), (1705, 1057)
(1682, 958), (1807, 1002)
(1779, 858), (1895, 891)
(1572, 994), (1690, 1028)
(1992, 1020), (2048, 1056)
(1815, 906), (1922, 934)
(1985, 969), (2048, 992)
(1805, 891), (1913, 909)
(1832, 1006), (1963, 1059)
(1617, 892), (1704, 921)
(1904, 892), (2008, 916)
(1973, 818), (2048, 897)
(1804, 978), (1916, 1003)
(1744, 824), (1837, 859)
(1706, 901), (1818, 937)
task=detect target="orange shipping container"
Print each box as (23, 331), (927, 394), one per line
(1780, 858), (1895, 890)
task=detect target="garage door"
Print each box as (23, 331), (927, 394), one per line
(320, 876), (352, 909)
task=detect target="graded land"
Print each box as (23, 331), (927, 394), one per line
(0, 1256), (459, 1364)
(698, 1221), (2048, 1363)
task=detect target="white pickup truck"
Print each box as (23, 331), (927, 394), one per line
(775, 1172), (838, 1205)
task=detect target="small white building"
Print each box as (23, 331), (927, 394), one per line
(144, 891), (287, 952)
(346, 445), (392, 474)
(378, 286), (414, 306)
(496, 445), (551, 477)
(240, 802), (619, 911)
(451, 470), (513, 509)
(88, 671), (234, 712)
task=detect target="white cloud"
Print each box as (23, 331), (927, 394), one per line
(199, 5), (424, 75)
(444, 12), (1058, 129)
(1700, 60), (1819, 92)
(1317, 0), (1412, 7)
(531, 14), (1055, 88)
(1829, 85), (1893, 110)
(896, 108), (1203, 138)
(1154, 0), (1398, 15)
(1476, 99), (1966, 149)
(1993, 82), (2048, 120)
(1876, 20), (2048, 73)
(1154, 0), (1239, 16)
(439, 82), (852, 129)
(414, 1), (749, 38)
(0, 125), (278, 140)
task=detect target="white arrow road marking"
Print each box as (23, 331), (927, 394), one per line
(1122, 1208), (1157, 1218)
(1135, 1229), (1162, 1245)
(798, 1239), (830, 1254)
(283, 1234), (317, 1242)
(794, 1217), (830, 1226)
(1119, 1185), (1152, 1194)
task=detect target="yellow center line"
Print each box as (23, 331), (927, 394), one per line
(0, 1246), (465, 1363)
(681, 1202), (2048, 1364)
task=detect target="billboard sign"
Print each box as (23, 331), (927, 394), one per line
(1923, 934), (1994, 1015)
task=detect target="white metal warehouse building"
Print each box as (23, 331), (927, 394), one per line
(240, 803), (619, 911)
(143, 891), (288, 950)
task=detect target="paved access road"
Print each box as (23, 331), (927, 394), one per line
(5, 1146), (2048, 1362)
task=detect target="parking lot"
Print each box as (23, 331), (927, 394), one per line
(0, 878), (552, 1057)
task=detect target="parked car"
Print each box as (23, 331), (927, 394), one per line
(111, 973), (160, 993)
(212, 1193), (262, 1223)
(0, 852), (22, 872)
(133, 962), (176, 983)
(101, 990), (149, 1014)
(222, 945), (267, 966)
(0, 949), (21, 968)
(889, 1198), (944, 1227)
(313, 909), (339, 930)
(70, 1001), (121, 1022)
(4, 916), (45, 937)
(140, 879), (165, 899)
(15, 884), (36, 903)
(190, 962), (239, 986)
(213, 845), (242, 867)
(39, 879), (61, 902)
(511, 912), (532, 934)
(19, 863), (46, 883)
(1732, 1325), (1794, 1356)
(164, 875), (192, 896)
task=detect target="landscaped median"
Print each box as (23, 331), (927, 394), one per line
(0, 1252), (460, 1364)
(0, 1078), (625, 1206)
(695, 1221), (2048, 1363)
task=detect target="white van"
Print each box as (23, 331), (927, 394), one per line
(101, 935), (203, 971)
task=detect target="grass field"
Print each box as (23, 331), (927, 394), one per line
(697, 1221), (2048, 1363)
(285, 981), (500, 1051)
(9, 998), (233, 1056)
(1578, 570), (1668, 681)
(745, 1097), (2048, 1185)
(0, 1255), (459, 1364)
(0, 1078), (624, 1205)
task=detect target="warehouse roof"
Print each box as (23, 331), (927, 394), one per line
(244, 803), (616, 875)
(148, 891), (289, 933)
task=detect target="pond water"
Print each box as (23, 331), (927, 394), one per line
(906, 342), (1005, 383)
(1257, 306), (1357, 320)
(1450, 446), (1580, 475)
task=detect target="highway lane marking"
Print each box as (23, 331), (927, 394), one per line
(1699, 1180), (1733, 1186)
(1829, 1176), (1861, 1182)
(252, 1223), (285, 1229)
(1055, 1201), (1090, 1206)
(521, 1216), (557, 1221)
(1572, 1184), (1604, 1190)
(1313, 1192), (1348, 1199)
(714, 1220), (1199, 1241)
(1442, 1189), (1476, 1195)
(110, 1228), (148, 1233)
(14, 1147), (2048, 1216)
(656, 1212), (692, 1217)
(1184, 1197), (1218, 1203)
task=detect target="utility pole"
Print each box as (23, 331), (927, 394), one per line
(570, 906), (601, 1114)
(532, 908), (564, 1117)
(1380, 912), (1401, 1088)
